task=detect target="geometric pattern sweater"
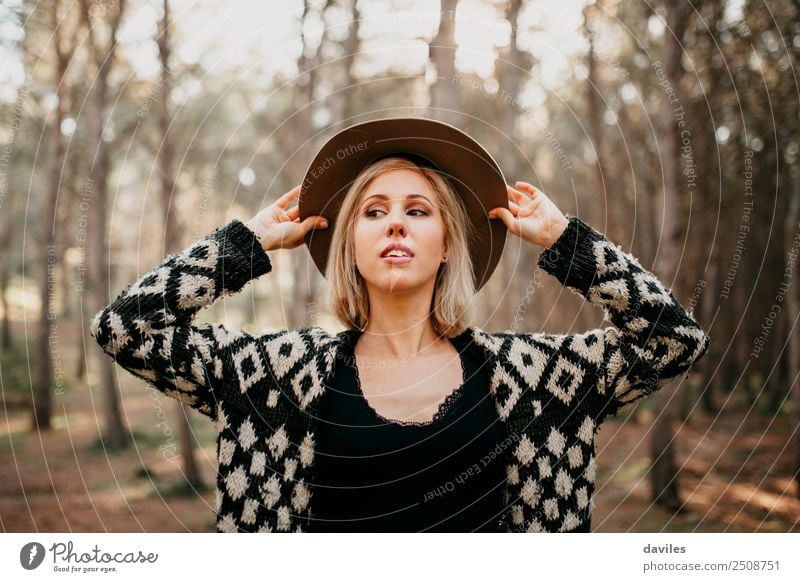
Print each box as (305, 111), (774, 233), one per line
(90, 215), (710, 533)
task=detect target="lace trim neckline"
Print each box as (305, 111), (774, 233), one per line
(350, 343), (471, 428)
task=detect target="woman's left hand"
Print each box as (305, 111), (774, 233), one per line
(488, 181), (570, 249)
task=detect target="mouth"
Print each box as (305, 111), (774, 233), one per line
(380, 244), (414, 263)
(381, 255), (413, 265)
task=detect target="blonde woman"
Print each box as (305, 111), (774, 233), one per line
(91, 117), (710, 532)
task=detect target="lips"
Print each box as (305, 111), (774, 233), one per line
(380, 243), (414, 258)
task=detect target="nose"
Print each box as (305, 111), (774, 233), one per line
(385, 218), (407, 237)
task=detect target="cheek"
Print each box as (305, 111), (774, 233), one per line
(352, 223), (376, 262)
(424, 222), (447, 247)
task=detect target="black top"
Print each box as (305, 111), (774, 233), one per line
(308, 329), (507, 532)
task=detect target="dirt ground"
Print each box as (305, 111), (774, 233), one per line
(1, 337), (798, 533)
(592, 408), (800, 532)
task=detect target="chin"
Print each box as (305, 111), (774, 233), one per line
(378, 278), (418, 294)
(367, 272), (430, 294)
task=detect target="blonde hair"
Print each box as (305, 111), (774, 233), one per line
(324, 156), (476, 338)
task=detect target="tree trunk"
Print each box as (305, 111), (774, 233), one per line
(0, 257), (10, 350)
(82, 0), (128, 449)
(0, 87), (24, 351)
(700, 260), (717, 414)
(648, 0), (693, 511)
(158, 0), (202, 487)
(494, 0), (528, 332)
(75, 313), (87, 379)
(429, 0), (460, 126)
(288, 0), (325, 330)
(584, 2), (618, 242)
(329, 0), (359, 125)
(785, 0), (800, 500)
(33, 0), (72, 432)
(786, 145), (800, 499)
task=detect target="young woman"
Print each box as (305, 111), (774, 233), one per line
(91, 119), (710, 533)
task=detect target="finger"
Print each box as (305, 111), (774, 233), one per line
(275, 185), (302, 209)
(286, 205), (300, 219)
(506, 184), (531, 205)
(490, 202), (519, 217)
(516, 197), (541, 216)
(489, 207), (517, 232)
(515, 181), (538, 197)
(500, 208), (518, 233)
(303, 215), (328, 232)
(292, 210), (327, 229)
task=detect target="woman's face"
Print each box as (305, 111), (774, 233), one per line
(353, 169), (447, 295)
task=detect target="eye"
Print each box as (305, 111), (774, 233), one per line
(364, 207), (429, 218)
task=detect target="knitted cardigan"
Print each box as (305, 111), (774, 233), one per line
(90, 215), (710, 533)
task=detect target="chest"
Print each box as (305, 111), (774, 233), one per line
(354, 349), (466, 424)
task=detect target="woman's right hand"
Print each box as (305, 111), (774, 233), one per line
(246, 185), (329, 252)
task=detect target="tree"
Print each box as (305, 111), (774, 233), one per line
(155, 0), (204, 487)
(328, 0), (361, 125)
(583, 1), (619, 241)
(287, 0), (331, 330)
(494, 0), (531, 331)
(429, 0), (460, 125)
(33, 0), (80, 431)
(645, 0), (696, 512)
(0, 85), (24, 350)
(81, 0), (129, 449)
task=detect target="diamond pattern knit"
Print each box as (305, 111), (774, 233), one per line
(90, 215), (710, 532)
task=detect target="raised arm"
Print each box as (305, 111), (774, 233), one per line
(536, 215), (710, 419)
(90, 186), (329, 419)
(490, 181), (710, 421)
(90, 221), (272, 418)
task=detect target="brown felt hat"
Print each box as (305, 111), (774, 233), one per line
(298, 116), (508, 291)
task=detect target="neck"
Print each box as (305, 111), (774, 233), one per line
(358, 283), (442, 361)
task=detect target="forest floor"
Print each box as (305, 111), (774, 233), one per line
(592, 408), (799, 532)
(1, 323), (798, 533)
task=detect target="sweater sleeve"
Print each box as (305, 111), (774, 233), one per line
(536, 215), (710, 420)
(89, 220), (272, 419)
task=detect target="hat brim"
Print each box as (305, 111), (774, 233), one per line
(299, 116), (508, 291)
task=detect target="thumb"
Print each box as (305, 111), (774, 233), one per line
(302, 215), (329, 233)
(490, 207), (516, 230)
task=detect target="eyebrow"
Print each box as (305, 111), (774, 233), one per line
(362, 193), (434, 205)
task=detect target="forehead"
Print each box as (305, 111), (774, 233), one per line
(360, 169), (439, 203)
